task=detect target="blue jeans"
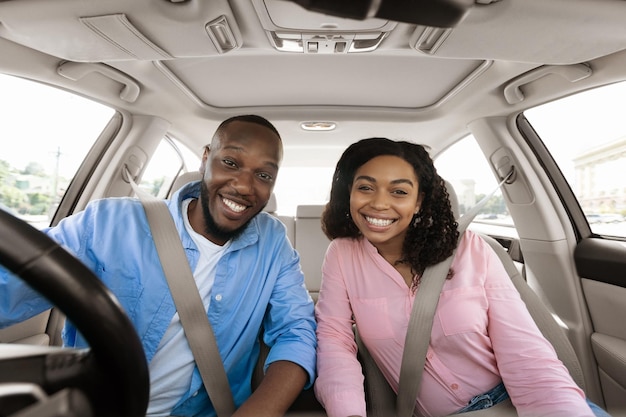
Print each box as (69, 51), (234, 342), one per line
(456, 382), (510, 413)
(456, 382), (612, 416)
(588, 400), (613, 417)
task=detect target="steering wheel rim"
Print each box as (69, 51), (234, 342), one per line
(0, 209), (149, 417)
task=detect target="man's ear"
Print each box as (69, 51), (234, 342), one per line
(199, 146), (210, 175)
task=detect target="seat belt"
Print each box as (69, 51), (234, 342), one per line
(125, 167), (236, 417)
(479, 234), (585, 391)
(396, 180), (495, 417)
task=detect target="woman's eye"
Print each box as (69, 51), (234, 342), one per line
(393, 189), (408, 195)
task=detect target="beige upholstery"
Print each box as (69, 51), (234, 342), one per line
(169, 171), (203, 198)
(0, 310), (50, 345)
(294, 205), (329, 303)
(265, 193), (277, 213)
(277, 214), (295, 246)
(445, 180), (459, 220)
(263, 193), (295, 244)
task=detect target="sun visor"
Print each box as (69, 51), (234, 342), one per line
(0, 0), (242, 62)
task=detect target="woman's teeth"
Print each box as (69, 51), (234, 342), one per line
(365, 216), (393, 227)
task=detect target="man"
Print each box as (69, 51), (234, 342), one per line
(0, 115), (317, 417)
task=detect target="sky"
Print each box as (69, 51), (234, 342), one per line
(1, 74), (115, 178)
(525, 83), (626, 181)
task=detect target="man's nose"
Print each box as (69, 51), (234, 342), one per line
(232, 171), (254, 194)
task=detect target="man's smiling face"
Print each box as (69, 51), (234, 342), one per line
(199, 120), (282, 245)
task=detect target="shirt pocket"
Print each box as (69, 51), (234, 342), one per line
(96, 263), (143, 319)
(352, 297), (395, 340)
(437, 286), (488, 336)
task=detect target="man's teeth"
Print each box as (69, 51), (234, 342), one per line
(223, 198), (246, 213)
(365, 216), (393, 227)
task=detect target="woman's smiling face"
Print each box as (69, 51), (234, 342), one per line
(349, 155), (423, 250)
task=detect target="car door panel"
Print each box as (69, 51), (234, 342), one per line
(575, 238), (626, 414)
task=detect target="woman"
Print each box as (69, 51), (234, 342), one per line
(314, 138), (606, 417)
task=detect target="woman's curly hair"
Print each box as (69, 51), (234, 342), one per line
(321, 138), (459, 286)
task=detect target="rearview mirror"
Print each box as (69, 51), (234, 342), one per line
(284, 0), (474, 28)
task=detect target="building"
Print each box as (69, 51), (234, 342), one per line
(573, 136), (626, 215)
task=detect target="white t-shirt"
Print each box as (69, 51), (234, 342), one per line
(147, 198), (230, 416)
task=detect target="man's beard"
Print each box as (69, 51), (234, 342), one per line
(200, 181), (252, 244)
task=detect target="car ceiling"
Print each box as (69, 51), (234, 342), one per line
(1, 0), (626, 167)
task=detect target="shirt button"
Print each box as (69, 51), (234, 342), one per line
(451, 383), (459, 390)
(215, 294), (222, 301)
(427, 353), (433, 359)
(192, 391), (199, 397)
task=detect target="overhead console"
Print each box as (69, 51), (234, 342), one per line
(253, 0), (397, 54)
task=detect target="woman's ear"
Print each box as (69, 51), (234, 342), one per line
(415, 191), (425, 213)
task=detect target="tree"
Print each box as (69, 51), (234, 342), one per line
(0, 160), (10, 183)
(22, 162), (47, 176)
(475, 193), (507, 215)
(0, 184), (28, 211)
(28, 192), (52, 215)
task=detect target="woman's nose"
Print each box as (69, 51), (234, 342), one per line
(370, 191), (389, 209)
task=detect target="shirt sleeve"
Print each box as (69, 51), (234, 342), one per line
(0, 206), (95, 327)
(314, 240), (367, 417)
(262, 219), (318, 389)
(474, 233), (593, 417)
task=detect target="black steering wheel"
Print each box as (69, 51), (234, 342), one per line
(0, 209), (149, 417)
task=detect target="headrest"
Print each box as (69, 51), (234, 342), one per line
(170, 171), (203, 197)
(444, 180), (459, 220)
(264, 193), (277, 213)
(296, 204), (325, 218)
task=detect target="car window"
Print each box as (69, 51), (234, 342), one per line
(138, 137), (201, 198)
(0, 73), (115, 229)
(435, 136), (514, 228)
(524, 82), (626, 238)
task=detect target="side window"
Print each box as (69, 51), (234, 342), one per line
(524, 82), (626, 238)
(138, 137), (202, 198)
(435, 136), (514, 230)
(0, 73), (114, 229)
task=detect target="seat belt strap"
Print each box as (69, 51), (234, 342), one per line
(396, 170), (513, 417)
(126, 168), (236, 417)
(480, 235), (585, 391)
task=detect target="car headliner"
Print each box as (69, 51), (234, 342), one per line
(1, 0), (626, 167)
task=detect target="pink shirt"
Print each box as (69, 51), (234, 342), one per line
(314, 231), (592, 417)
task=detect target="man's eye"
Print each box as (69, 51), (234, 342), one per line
(258, 172), (274, 182)
(222, 159), (237, 168)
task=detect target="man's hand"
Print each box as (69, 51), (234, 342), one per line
(233, 360), (308, 417)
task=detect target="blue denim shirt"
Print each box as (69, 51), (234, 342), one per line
(0, 181), (317, 417)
